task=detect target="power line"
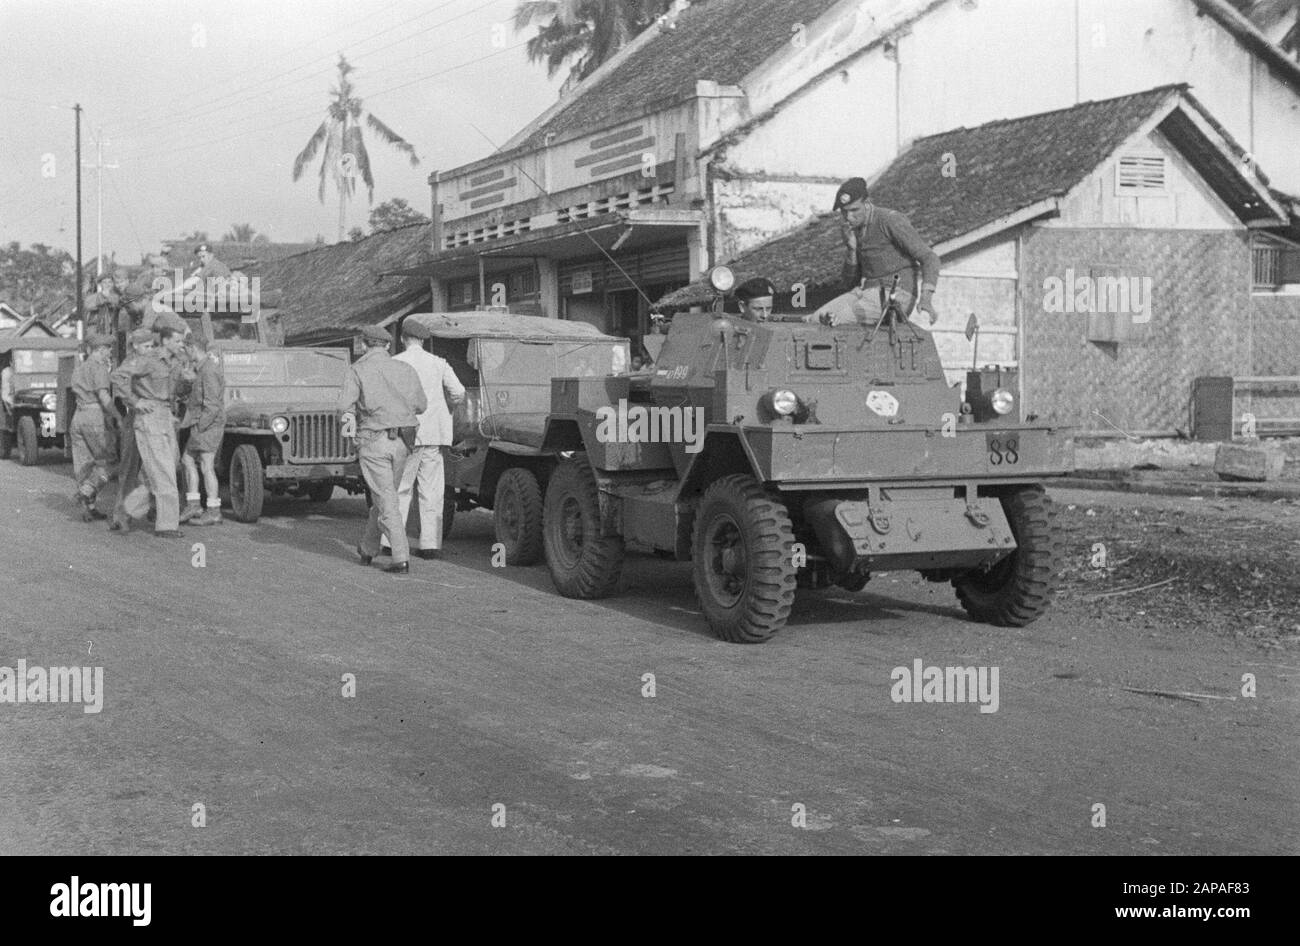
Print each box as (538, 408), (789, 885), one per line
(106, 0), (475, 139)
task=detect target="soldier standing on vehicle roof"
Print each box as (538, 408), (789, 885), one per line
(820, 176), (941, 326)
(85, 272), (122, 337)
(69, 333), (117, 522)
(339, 325), (427, 574)
(111, 325), (194, 537)
(178, 334), (225, 527)
(383, 320), (465, 560)
(734, 278), (776, 322)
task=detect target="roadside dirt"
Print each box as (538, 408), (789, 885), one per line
(1054, 489), (1300, 648)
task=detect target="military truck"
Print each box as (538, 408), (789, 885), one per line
(446, 268), (1072, 643)
(215, 342), (364, 522)
(0, 336), (81, 465)
(404, 312), (630, 563)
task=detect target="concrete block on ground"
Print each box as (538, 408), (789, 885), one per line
(1214, 442), (1286, 481)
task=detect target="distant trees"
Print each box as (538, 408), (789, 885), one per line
(368, 198), (428, 233)
(0, 241), (76, 317)
(223, 223), (259, 242)
(514, 0), (676, 83)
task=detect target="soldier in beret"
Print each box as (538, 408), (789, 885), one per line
(69, 333), (117, 521)
(734, 278), (776, 322)
(827, 176), (941, 325)
(339, 325), (427, 574)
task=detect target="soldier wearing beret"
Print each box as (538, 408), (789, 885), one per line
(339, 325), (427, 573)
(828, 176), (941, 325)
(734, 278), (776, 322)
(69, 333), (117, 521)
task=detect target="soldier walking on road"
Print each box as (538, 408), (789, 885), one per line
(69, 333), (117, 521)
(179, 334), (225, 527)
(339, 325), (427, 574)
(387, 320), (464, 560)
(111, 326), (194, 537)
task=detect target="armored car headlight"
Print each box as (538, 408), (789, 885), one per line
(709, 266), (736, 293)
(991, 388), (1014, 415)
(270, 415), (289, 435)
(772, 389), (799, 415)
(41, 393), (58, 411)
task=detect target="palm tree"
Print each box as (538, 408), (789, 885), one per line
(514, 1), (675, 83)
(292, 55), (420, 242)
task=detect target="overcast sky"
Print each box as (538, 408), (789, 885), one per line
(0, 0), (564, 262)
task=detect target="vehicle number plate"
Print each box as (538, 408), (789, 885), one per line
(40, 412), (57, 437)
(986, 432), (1020, 466)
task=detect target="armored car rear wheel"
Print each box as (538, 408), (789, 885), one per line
(543, 454), (623, 598)
(692, 475), (797, 644)
(953, 486), (1059, 627)
(17, 415), (38, 466)
(494, 467), (543, 565)
(228, 443), (265, 523)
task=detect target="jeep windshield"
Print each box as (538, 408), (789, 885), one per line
(220, 349), (349, 386)
(474, 340), (627, 382)
(11, 350), (62, 374)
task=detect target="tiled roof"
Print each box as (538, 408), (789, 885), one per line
(515, 0), (844, 150)
(255, 225), (433, 342)
(659, 85), (1189, 305)
(160, 240), (320, 272)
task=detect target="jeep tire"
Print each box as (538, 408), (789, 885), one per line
(228, 443), (265, 523)
(493, 467), (543, 565)
(953, 485), (1059, 626)
(692, 475), (797, 643)
(17, 414), (39, 466)
(543, 454), (623, 598)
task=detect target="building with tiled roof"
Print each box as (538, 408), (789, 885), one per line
(661, 86), (1300, 435)
(409, 0), (1300, 362)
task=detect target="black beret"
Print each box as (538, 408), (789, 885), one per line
(832, 177), (869, 210)
(735, 278), (775, 301)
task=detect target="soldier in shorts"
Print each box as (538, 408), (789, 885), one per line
(179, 334), (225, 526)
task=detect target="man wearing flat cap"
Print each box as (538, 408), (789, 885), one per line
(382, 318), (465, 560)
(69, 333), (117, 521)
(823, 176), (941, 326)
(734, 278), (776, 322)
(339, 325), (428, 574)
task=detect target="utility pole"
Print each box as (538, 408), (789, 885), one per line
(83, 130), (118, 278)
(74, 104), (83, 325)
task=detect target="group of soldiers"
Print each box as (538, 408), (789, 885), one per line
(68, 248), (230, 537)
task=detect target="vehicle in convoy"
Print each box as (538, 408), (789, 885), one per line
(214, 343), (364, 523)
(436, 268), (1073, 643)
(0, 336), (81, 466)
(404, 312), (629, 561)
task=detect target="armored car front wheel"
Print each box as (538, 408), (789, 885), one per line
(953, 486), (1060, 627)
(692, 475), (797, 644)
(543, 454), (624, 598)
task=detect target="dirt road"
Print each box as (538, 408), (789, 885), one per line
(1, 460), (1296, 854)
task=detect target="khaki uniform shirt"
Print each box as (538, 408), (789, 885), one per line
(338, 349), (427, 432)
(71, 357), (111, 410)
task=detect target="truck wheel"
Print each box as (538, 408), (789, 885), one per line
(494, 468), (543, 565)
(954, 486), (1060, 626)
(306, 483), (333, 503)
(543, 454), (623, 598)
(228, 444), (265, 523)
(692, 475), (797, 643)
(0, 429), (12, 460)
(17, 415), (39, 466)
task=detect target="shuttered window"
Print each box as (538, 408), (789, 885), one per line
(1116, 154), (1166, 194)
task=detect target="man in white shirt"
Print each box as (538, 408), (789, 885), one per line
(386, 319), (466, 559)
